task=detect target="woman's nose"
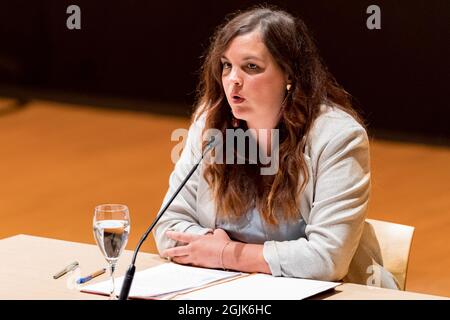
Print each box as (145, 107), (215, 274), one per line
(229, 69), (243, 86)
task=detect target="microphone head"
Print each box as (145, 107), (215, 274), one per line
(207, 135), (215, 146)
(202, 135), (218, 156)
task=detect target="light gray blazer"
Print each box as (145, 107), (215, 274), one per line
(153, 104), (398, 288)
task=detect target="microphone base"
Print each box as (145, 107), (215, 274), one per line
(118, 264), (136, 300)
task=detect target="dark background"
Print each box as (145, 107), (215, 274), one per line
(0, 0), (448, 144)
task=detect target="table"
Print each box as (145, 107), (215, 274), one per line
(0, 234), (446, 300)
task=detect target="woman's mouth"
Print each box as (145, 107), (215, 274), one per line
(231, 95), (245, 104)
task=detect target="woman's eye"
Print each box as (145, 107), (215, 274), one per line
(222, 62), (231, 69)
(247, 63), (258, 70)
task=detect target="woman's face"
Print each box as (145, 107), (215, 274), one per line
(221, 30), (288, 129)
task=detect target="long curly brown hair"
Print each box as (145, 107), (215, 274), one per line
(193, 5), (366, 225)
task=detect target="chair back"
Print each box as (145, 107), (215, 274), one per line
(345, 218), (415, 290)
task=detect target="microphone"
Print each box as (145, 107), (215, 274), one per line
(118, 135), (217, 300)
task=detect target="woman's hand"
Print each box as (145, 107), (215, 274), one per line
(163, 229), (232, 269)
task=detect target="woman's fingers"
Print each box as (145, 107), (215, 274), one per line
(166, 230), (200, 243)
(163, 230), (227, 268)
(163, 245), (190, 257)
(171, 255), (192, 265)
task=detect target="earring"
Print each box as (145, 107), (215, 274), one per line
(286, 83), (292, 92)
(232, 116), (239, 128)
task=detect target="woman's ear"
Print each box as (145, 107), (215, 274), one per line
(285, 74), (291, 82)
(285, 74), (293, 85)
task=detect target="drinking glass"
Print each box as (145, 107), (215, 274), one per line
(93, 204), (130, 300)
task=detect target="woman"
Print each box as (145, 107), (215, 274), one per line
(153, 6), (398, 289)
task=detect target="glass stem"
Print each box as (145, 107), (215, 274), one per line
(109, 262), (117, 300)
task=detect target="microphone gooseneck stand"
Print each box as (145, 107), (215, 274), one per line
(118, 136), (216, 300)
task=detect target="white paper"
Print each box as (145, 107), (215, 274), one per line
(177, 273), (340, 300)
(80, 263), (242, 298)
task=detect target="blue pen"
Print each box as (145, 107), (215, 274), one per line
(76, 268), (107, 284)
